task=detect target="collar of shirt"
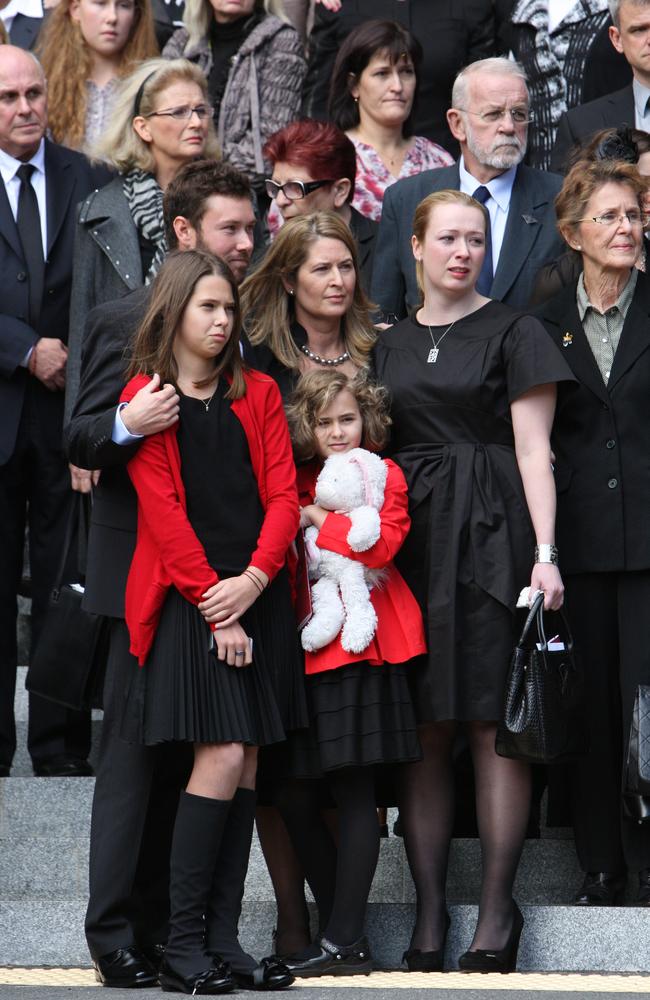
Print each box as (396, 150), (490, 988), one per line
(458, 157), (517, 215)
(576, 267), (638, 321)
(0, 0), (42, 23)
(633, 77), (650, 122)
(0, 137), (45, 188)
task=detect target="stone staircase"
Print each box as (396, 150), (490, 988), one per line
(2, 666), (650, 971)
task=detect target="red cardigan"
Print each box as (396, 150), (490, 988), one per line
(298, 458), (426, 675)
(120, 370), (299, 665)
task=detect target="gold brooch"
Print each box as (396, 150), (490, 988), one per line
(562, 332), (573, 348)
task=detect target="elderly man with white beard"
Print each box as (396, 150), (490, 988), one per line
(372, 57), (565, 319)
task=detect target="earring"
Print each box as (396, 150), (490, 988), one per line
(353, 97), (359, 103)
(288, 289), (294, 295)
(575, 245), (581, 250)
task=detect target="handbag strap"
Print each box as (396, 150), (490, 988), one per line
(516, 591), (575, 653)
(52, 494), (83, 591)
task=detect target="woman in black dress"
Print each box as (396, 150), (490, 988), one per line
(119, 250), (303, 994)
(374, 190), (572, 973)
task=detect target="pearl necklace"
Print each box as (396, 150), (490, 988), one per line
(299, 343), (350, 367)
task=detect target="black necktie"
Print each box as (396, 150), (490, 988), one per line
(16, 163), (44, 326)
(472, 185), (494, 297)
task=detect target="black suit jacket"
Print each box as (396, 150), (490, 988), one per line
(66, 289), (148, 618)
(371, 162), (564, 319)
(550, 85), (635, 174)
(8, 12), (42, 49)
(536, 274), (650, 575)
(0, 139), (108, 466)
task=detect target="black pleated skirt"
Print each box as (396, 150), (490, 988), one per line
(120, 570), (307, 747)
(290, 660), (421, 777)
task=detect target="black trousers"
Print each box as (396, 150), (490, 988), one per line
(85, 618), (191, 958)
(0, 385), (90, 767)
(564, 570), (650, 873)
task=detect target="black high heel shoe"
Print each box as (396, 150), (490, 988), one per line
(458, 903), (524, 974)
(403, 912), (450, 972)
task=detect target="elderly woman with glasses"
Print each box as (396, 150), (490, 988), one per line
(536, 159), (650, 908)
(65, 57), (217, 422)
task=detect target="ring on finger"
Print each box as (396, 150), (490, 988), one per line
(235, 650), (245, 657)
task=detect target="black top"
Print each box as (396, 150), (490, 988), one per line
(177, 384), (264, 577)
(208, 13), (262, 120)
(374, 303), (574, 670)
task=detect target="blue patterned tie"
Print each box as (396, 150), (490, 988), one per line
(472, 185), (494, 297)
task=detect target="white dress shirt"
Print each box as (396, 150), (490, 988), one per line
(633, 77), (650, 131)
(0, 138), (47, 255)
(458, 157), (518, 277)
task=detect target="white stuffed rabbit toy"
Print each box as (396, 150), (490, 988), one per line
(301, 448), (388, 654)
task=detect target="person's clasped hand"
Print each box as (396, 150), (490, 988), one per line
(30, 337), (67, 391)
(121, 373), (180, 436)
(199, 568), (268, 629)
(212, 622), (253, 667)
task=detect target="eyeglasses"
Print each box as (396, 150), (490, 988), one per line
(264, 178), (334, 201)
(145, 104), (213, 120)
(578, 211), (646, 227)
(457, 106), (533, 125)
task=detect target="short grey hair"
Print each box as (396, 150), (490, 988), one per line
(609, 0), (650, 27)
(451, 57), (528, 110)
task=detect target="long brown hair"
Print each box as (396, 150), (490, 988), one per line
(127, 250), (247, 399)
(37, 0), (159, 149)
(240, 212), (376, 371)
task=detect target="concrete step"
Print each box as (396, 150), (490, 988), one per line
(1, 898), (649, 972)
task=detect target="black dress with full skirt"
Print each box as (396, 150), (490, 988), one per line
(120, 386), (306, 747)
(373, 302), (574, 723)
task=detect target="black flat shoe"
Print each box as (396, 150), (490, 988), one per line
(574, 871), (626, 906)
(232, 956), (294, 990)
(159, 957), (234, 994)
(92, 946), (158, 988)
(637, 869), (650, 905)
(0, 765), (9, 777)
(139, 943), (165, 972)
(403, 912), (450, 972)
(283, 936), (372, 978)
(33, 755), (94, 777)
(458, 903), (524, 974)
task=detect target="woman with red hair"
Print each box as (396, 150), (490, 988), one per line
(264, 117), (377, 292)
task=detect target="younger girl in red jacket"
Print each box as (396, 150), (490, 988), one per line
(279, 370), (426, 977)
(119, 250), (303, 996)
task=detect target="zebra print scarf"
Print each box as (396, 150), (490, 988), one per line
(122, 169), (167, 284)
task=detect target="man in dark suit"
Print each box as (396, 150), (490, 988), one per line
(0, 0), (43, 49)
(0, 45), (107, 778)
(371, 57), (564, 321)
(66, 160), (258, 989)
(550, 0), (647, 172)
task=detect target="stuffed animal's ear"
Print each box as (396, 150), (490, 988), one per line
(348, 449), (387, 508)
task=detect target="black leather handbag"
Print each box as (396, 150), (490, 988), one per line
(26, 494), (108, 711)
(496, 592), (587, 764)
(623, 685), (650, 823)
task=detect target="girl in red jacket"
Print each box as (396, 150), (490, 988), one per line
(279, 370), (426, 977)
(119, 250), (303, 995)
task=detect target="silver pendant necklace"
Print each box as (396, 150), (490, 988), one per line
(426, 320), (456, 363)
(201, 384), (218, 411)
(299, 343), (350, 367)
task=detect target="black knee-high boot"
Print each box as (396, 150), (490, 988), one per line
(162, 790), (233, 990)
(205, 787), (257, 973)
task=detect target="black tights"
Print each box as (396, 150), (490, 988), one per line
(277, 767), (380, 946)
(400, 721), (530, 952)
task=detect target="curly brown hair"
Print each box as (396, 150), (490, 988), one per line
(286, 369), (391, 463)
(37, 0), (159, 150)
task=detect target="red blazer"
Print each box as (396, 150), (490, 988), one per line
(299, 458), (426, 675)
(120, 370), (299, 665)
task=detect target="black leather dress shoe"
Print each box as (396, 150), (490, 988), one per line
(574, 871), (626, 905)
(158, 957), (234, 995)
(33, 755), (94, 777)
(0, 764), (10, 777)
(637, 869), (650, 905)
(232, 956), (294, 990)
(93, 946), (158, 988)
(139, 943), (165, 972)
(283, 936), (372, 978)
